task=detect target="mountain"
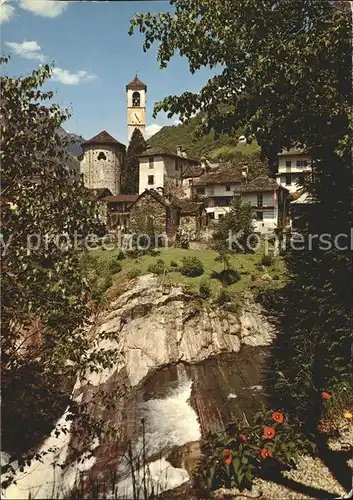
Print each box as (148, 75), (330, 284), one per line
(58, 127), (85, 157)
(147, 116), (260, 160)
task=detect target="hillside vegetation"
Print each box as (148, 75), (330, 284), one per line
(147, 116), (260, 160)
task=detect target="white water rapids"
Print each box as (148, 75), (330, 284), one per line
(1, 374), (201, 499)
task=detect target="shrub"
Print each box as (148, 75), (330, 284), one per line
(116, 249), (125, 260)
(261, 254), (274, 267)
(127, 267), (141, 279)
(180, 257), (204, 277)
(211, 269), (240, 286)
(215, 289), (232, 305)
(148, 259), (166, 275)
(109, 258), (122, 275)
(170, 260), (179, 268)
(199, 280), (211, 299)
(195, 408), (316, 492)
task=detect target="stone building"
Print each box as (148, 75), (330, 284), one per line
(79, 130), (126, 195)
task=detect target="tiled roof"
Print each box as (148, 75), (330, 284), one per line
(85, 188), (113, 200)
(138, 147), (200, 164)
(278, 147), (307, 156)
(239, 176), (278, 193)
(102, 195), (138, 203)
(178, 199), (205, 215)
(193, 162), (244, 186)
(126, 76), (147, 91)
(83, 130), (126, 149)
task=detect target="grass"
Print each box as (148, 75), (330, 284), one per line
(86, 246), (287, 301)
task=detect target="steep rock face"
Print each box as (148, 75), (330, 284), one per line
(3, 276), (274, 499)
(84, 275), (274, 388)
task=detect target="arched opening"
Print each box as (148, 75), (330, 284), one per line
(132, 91), (140, 107)
(97, 151), (107, 161)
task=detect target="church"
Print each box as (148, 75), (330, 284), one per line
(79, 75), (147, 195)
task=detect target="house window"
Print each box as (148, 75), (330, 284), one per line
(286, 161), (292, 167)
(225, 184), (231, 191)
(148, 175), (154, 185)
(149, 157), (154, 169)
(296, 160), (308, 167)
(132, 91), (140, 107)
(257, 194), (263, 207)
(188, 179), (193, 186)
(285, 175), (292, 185)
(97, 152), (107, 161)
(196, 187), (205, 195)
(256, 211), (264, 221)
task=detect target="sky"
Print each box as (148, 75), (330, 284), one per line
(1, 0), (217, 144)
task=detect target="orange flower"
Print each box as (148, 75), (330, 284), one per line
(263, 427), (276, 439)
(260, 448), (273, 460)
(239, 434), (247, 442)
(272, 411), (284, 424)
(321, 392), (331, 400)
(223, 448), (232, 465)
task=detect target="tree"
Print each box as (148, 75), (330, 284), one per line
(121, 128), (147, 194)
(1, 60), (117, 461)
(129, 1), (353, 429)
(213, 198), (254, 271)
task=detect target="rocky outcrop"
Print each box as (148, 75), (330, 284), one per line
(84, 275), (274, 388)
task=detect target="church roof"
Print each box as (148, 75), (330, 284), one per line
(83, 130), (126, 149)
(126, 76), (147, 91)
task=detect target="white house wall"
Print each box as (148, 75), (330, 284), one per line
(139, 156), (181, 194)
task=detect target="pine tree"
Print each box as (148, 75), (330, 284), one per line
(121, 128), (147, 194)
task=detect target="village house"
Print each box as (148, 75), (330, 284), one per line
(101, 194), (138, 231)
(138, 146), (202, 196)
(129, 189), (206, 245)
(191, 162), (248, 222)
(239, 176), (289, 233)
(276, 148), (312, 194)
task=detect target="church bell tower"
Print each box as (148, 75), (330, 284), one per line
(126, 75), (147, 141)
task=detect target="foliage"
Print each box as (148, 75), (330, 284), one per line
(196, 408), (315, 492)
(79, 252), (114, 303)
(213, 198), (254, 260)
(199, 279), (211, 299)
(170, 259), (179, 268)
(129, 0), (352, 429)
(116, 249), (126, 260)
(211, 269), (240, 286)
(148, 258), (166, 275)
(121, 128), (147, 194)
(215, 289), (232, 306)
(260, 254), (274, 267)
(1, 60), (119, 459)
(180, 256), (204, 277)
(127, 267), (142, 279)
(109, 257), (122, 275)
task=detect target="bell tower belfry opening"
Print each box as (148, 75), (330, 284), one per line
(126, 75), (147, 141)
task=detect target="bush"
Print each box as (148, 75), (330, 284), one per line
(211, 269), (240, 286)
(215, 289), (232, 305)
(109, 258), (122, 275)
(127, 267), (141, 279)
(199, 280), (211, 299)
(116, 249), (125, 260)
(170, 260), (179, 268)
(180, 256), (204, 277)
(261, 254), (274, 267)
(148, 259), (166, 275)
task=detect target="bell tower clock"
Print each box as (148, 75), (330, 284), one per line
(126, 75), (147, 141)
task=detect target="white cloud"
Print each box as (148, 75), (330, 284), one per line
(145, 124), (163, 137)
(52, 67), (97, 85)
(19, 0), (69, 17)
(5, 40), (45, 62)
(0, 0), (15, 24)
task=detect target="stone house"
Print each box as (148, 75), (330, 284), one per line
(129, 189), (206, 245)
(239, 176), (289, 233)
(80, 130), (126, 195)
(276, 148), (312, 194)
